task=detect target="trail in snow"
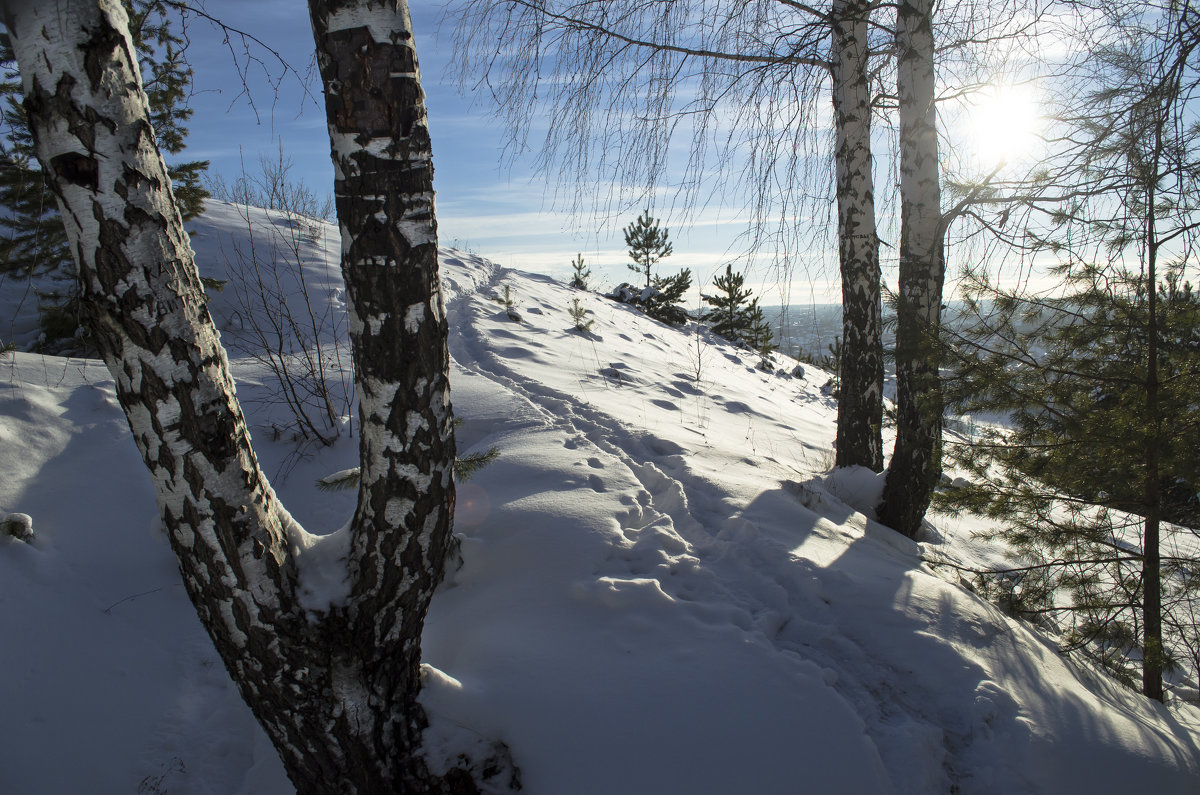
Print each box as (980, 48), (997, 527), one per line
(434, 253), (1200, 794)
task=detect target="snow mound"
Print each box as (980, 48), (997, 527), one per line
(1, 201), (1197, 794)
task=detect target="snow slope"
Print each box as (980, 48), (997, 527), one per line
(1, 201), (1198, 794)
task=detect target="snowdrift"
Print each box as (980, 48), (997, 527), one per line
(1, 201), (1197, 794)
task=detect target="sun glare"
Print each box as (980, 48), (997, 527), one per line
(970, 84), (1043, 168)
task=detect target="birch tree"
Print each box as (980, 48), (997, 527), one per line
(876, 0), (945, 537)
(2, 0), (497, 789)
(829, 0), (885, 471)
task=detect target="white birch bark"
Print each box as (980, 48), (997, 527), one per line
(2, 0), (303, 679)
(878, 0), (945, 537)
(831, 0), (884, 472)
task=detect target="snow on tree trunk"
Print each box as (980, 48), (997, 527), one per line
(830, 0), (883, 473)
(5, 0), (474, 790)
(877, 0), (944, 538)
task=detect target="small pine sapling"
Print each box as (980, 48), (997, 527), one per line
(316, 447), (501, 492)
(822, 336), (843, 395)
(643, 268), (693, 325)
(454, 446), (502, 481)
(319, 419), (501, 491)
(569, 253), (591, 290)
(690, 318), (707, 383)
(822, 336), (843, 374)
(491, 284), (522, 322)
(744, 299), (777, 369)
(568, 298), (594, 333)
(701, 264), (754, 342)
(624, 209), (673, 288)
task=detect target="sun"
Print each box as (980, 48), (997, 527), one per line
(969, 84), (1043, 168)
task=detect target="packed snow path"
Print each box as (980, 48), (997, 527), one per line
(1, 203), (1197, 793)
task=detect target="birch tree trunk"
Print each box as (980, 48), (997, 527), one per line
(830, 0), (884, 472)
(877, 0), (945, 538)
(4, 0), (476, 790)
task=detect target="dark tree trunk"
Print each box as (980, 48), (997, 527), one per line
(7, 1), (474, 790)
(1141, 132), (1163, 703)
(877, 0), (945, 538)
(831, 0), (884, 472)
(1143, 470), (1164, 701)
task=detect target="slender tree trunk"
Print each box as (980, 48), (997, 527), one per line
(6, 1), (473, 790)
(1143, 436), (1164, 702)
(1142, 137), (1163, 704)
(831, 0), (884, 472)
(877, 0), (944, 538)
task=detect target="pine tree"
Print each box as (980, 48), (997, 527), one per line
(641, 268), (692, 326)
(939, 267), (1200, 694)
(128, 1), (209, 219)
(744, 298), (777, 368)
(937, 4), (1200, 699)
(624, 209), (673, 288)
(701, 264), (754, 342)
(569, 252), (591, 290)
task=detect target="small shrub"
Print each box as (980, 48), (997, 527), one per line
(1, 512), (33, 541)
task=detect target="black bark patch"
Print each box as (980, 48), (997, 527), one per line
(51, 152), (99, 191)
(82, 17), (127, 92)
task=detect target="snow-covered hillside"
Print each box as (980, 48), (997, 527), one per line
(2, 201), (1198, 794)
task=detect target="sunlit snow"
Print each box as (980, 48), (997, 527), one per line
(1, 201), (1197, 793)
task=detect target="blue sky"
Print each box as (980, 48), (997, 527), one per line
(179, 1), (842, 304)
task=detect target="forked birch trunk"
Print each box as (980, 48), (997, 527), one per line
(830, 0), (884, 472)
(877, 0), (945, 538)
(4, 0), (474, 790)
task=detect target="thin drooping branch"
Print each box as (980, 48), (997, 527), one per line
(506, 0), (831, 67)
